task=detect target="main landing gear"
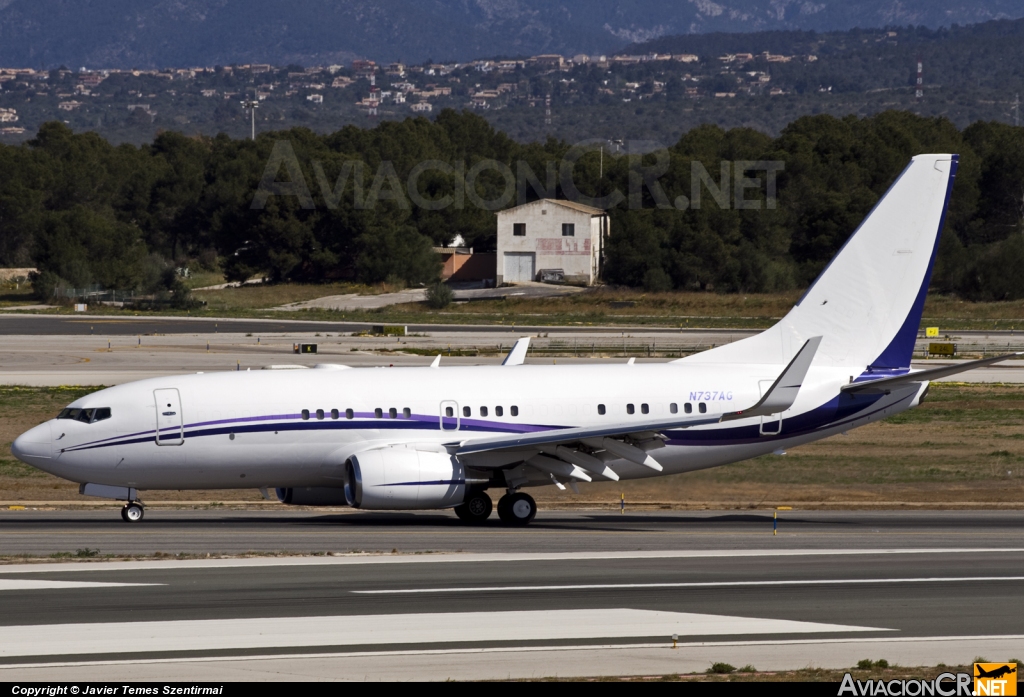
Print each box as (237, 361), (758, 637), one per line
(120, 501), (145, 523)
(454, 491), (493, 524)
(453, 491), (538, 526)
(496, 492), (537, 527)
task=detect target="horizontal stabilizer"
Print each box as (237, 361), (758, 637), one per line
(841, 352), (1022, 394)
(721, 337), (822, 422)
(502, 337), (530, 366)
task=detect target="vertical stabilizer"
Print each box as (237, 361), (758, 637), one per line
(681, 154), (958, 369)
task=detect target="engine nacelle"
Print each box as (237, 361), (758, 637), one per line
(345, 449), (465, 510)
(276, 487), (350, 506)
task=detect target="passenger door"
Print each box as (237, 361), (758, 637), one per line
(154, 388), (184, 445)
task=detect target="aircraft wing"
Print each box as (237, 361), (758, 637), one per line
(452, 338), (820, 478)
(502, 337), (530, 366)
(840, 352), (1022, 394)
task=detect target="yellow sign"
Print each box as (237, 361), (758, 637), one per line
(975, 663), (1017, 696)
(926, 327), (939, 337)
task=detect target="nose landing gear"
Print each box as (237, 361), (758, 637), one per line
(120, 501), (145, 522)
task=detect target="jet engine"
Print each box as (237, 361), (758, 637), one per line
(345, 449), (465, 510)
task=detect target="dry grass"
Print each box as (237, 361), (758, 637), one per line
(535, 664), (982, 682)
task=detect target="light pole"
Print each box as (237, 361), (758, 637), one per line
(240, 94), (259, 141)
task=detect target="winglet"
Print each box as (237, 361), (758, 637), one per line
(430, 355), (441, 368)
(501, 337), (530, 366)
(720, 336), (822, 422)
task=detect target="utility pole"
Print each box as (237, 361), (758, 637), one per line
(240, 93), (259, 141)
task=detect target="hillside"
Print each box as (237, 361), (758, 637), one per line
(0, 0), (1022, 68)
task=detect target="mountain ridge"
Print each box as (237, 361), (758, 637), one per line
(0, 0), (1022, 68)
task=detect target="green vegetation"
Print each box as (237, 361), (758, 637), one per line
(2, 109), (1023, 314)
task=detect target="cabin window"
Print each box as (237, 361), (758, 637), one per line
(513, 223), (526, 236)
(463, 406), (471, 417)
(331, 409), (339, 419)
(480, 406), (488, 417)
(684, 403), (692, 414)
(301, 409), (310, 421)
(626, 404), (635, 415)
(445, 406), (454, 417)
(641, 403), (649, 414)
(495, 406), (503, 417)
(388, 407), (397, 419)
(598, 404), (606, 415)
(345, 408), (354, 419)
(374, 408), (383, 418)
(316, 409), (325, 420)
(699, 403), (707, 413)
(510, 406), (519, 417)
(403, 407), (411, 418)
(670, 403), (678, 414)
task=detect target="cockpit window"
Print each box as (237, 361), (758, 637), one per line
(57, 407), (111, 423)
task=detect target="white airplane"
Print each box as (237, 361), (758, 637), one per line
(11, 154), (1016, 525)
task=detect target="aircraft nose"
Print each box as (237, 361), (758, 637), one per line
(11, 422), (52, 462)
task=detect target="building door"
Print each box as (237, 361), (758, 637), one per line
(154, 388), (184, 445)
(504, 252), (535, 282)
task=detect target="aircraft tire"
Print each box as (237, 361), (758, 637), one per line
(497, 492), (536, 526)
(454, 492), (492, 524)
(121, 502), (144, 523)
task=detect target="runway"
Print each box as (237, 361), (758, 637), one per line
(3, 509), (1024, 555)
(0, 527), (1020, 680)
(2, 321), (1024, 385)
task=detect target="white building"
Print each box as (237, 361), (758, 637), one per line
(495, 199), (609, 286)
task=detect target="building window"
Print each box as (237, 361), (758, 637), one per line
(316, 409), (325, 420)
(374, 408), (383, 418)
(626, 404), (635, 415)
(562, 223), (575, 237)
(511, 406), (519, 416)
(496, 406), (503, 417)
(403, 408), (411, 418)
(345, 408), (354, 419)
(670, 403), (678, 414)
(699, 403), (707, 414)
(331, 409), (339, 419)
(513, 223), (526, 236)
(641, 403), (649, 414)
(463, 406), (471, 417)
(480, 406), (488, 417)
(598, 404), (606, 415)
(684, 403), (692, 414)
(301, 409), (310, 421)
(389, 407), (398, 419)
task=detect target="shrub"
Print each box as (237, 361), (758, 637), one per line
(425, 281), (454, 309)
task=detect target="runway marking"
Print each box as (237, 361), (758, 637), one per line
(355, 576), (1024, 594)
(0, 548), (1020, 574)
(0, 580), (162, 591)
(2, 634), (1020, 670)
(0, 609), (886, 658)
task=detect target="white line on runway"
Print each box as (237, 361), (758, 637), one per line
(354, 576), (1024, 594)
(0, 609), (886, 658)
(0, 580), (162, 591)
(0, 548), (1021, 574)
(2, 634), (1018, 670)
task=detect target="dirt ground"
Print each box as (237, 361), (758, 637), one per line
(2, 383), (1022, 508)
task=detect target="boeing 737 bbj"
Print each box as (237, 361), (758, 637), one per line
(11, 154), (1015, 525)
